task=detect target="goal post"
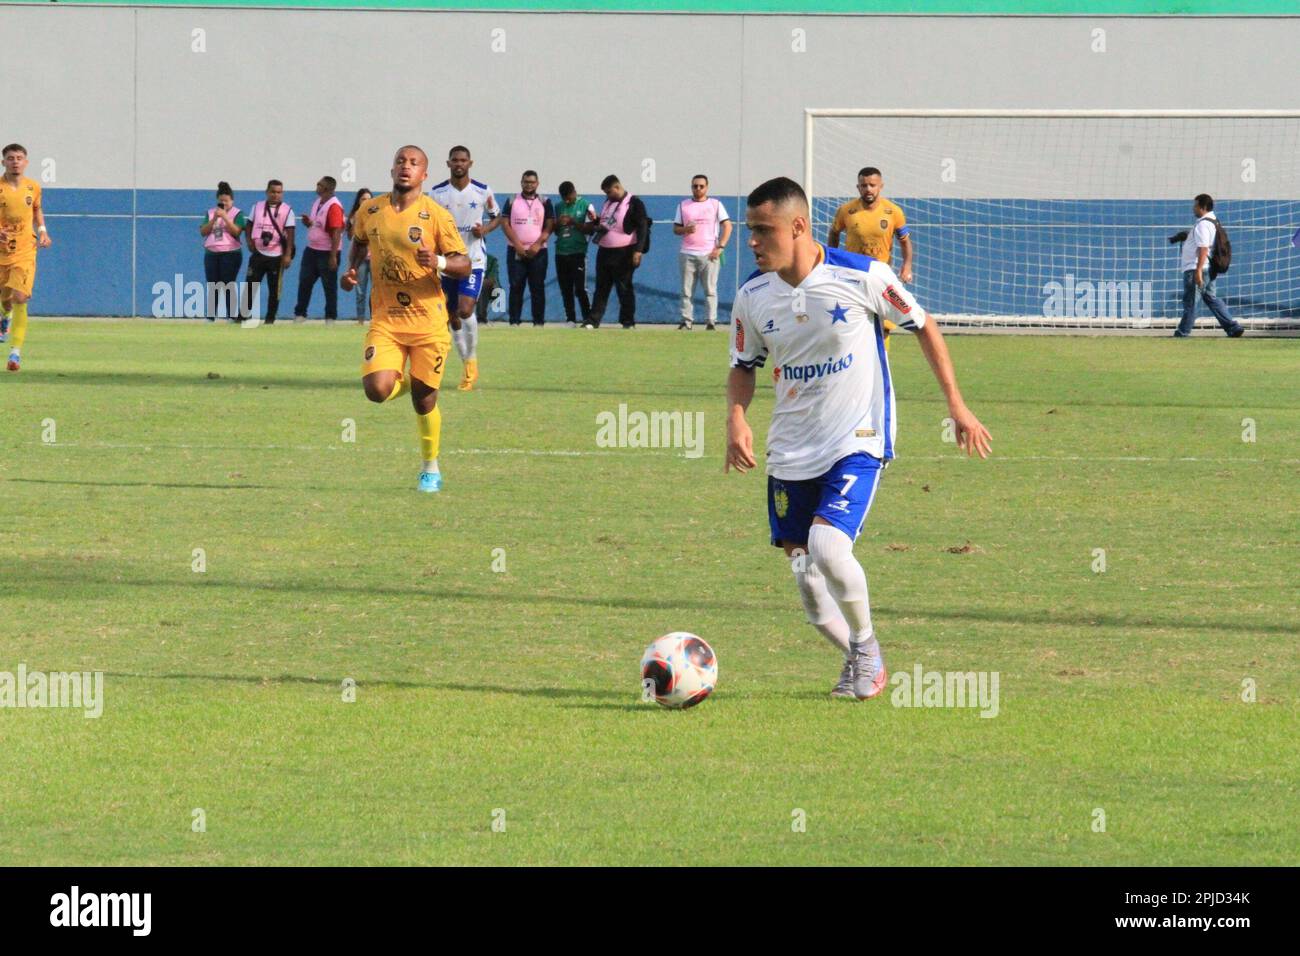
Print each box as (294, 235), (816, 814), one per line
(805, 109), (1300, 332)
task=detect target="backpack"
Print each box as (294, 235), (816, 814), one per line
(1207, 217), (1232, 275)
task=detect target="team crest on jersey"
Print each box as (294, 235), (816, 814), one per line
(396, 292), (412, 306)
(364, 345), (375, 361)
(879, 218), (888, 230)
(795, 313), (809, 324)
(408, 226), (423, 243)
(25, 196), (33, 206)
(773, 487), (790, 518)
(883, 285), (911, 314)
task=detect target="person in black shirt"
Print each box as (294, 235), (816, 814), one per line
(587, 174), (649, 329)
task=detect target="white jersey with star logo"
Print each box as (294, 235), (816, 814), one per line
(429, 178), (497, 269)
(729, 244), (925, 480)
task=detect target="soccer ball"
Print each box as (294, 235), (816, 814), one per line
(640, 632), (718, 709)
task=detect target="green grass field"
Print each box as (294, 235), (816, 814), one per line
(1, 320), (1296, 866)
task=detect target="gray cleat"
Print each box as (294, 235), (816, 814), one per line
(850, 639), (887, 700)
(831, 658), (856, 698)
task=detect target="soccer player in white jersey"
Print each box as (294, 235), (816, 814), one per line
(726, 177), (992, 700)
(430, 145), (499, 390)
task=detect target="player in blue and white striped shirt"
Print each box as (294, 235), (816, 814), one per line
(726, 177), (992, 700)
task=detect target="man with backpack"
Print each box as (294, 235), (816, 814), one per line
(1171, 193), (1244, 338)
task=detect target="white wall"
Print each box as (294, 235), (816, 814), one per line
(5, 5), (1299, 195)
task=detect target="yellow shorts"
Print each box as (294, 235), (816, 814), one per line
(361, 325), (450, 389)
(0, 258), (35, 298)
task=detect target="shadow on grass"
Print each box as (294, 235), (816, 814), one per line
(4, 564), (1291, 635)
(9, 478), (276, 491)
(12, 368), (719, 399)
(99, 669), (630, 701)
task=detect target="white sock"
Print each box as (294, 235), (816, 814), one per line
(807, 523), (877, 652)
(454, 314), (479, 361)
(464, 314), (478, 358)
(790, 551), (851, 655)
(422, 458), (439, 473)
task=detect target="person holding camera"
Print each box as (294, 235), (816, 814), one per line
(199, 181), (246, 322)
(1170, 193), (1244, 338)
(588, 174), (649, 329)
(242, 179), (295, 324)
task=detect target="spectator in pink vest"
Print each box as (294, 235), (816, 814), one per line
(294, 175), (345, 323)
(198, 181), (246, 322)
(242, 179), (295, 324)
(346, 188), (373, 323)
(588, 174), (649, 329)
(501, 170), (555, 326)
(674, 174), (731, 331)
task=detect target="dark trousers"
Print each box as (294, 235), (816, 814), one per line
(555, 252), (591, 323)
(507, 247), (548, 325)
(203, 249), (243, 320)
(1177, 268), (1240, 336)
(245, 251), (285, 323)
(295, 247), (339, 319)
(590, 246), (636, 327)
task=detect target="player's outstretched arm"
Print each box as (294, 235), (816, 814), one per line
(914, 318), (992, 459)
(725, 366), (757, 473)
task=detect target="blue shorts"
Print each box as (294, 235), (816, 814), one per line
(441, 268), (485, 303)
(768, 452), (884, 548)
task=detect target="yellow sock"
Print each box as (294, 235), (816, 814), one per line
(417, 405), (441, 464)
(384, 375), (410, 402)
(10, 302), (28, 349)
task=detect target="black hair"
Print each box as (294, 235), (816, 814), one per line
(692, 174), (709, 185)
(600, 174), (620, 191)
(449, 145), (471, 159)
(216, 181), (233, 198)
(858, 167), (882, 179)
(266, 179), (283, 190)
(746, 176), (808, 212)
(558, 180), (576, 197)
(1195, 193), (1214, 212)
(349, 188), (373, 218)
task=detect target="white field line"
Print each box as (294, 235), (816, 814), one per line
(7, 441), (1297, 465)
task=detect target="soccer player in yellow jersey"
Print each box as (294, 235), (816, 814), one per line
(342, 146), (471, 493)
(828, 167), (912, 351)
(0, 144), (52, 372)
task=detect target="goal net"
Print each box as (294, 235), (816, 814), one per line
(805, 110), (1300, 331)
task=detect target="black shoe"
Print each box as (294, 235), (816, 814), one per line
(705, 324), (717, 331)
(1172, 331), (1189, 338)
(676, 322), (691, 331)
(1228, 326), (1245, 338)
(533, 322), (544, 327)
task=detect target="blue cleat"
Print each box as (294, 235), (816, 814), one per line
(6, 348), (19, 372)
(0, 315), (8, 342)
(417, 470), (442, 493)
